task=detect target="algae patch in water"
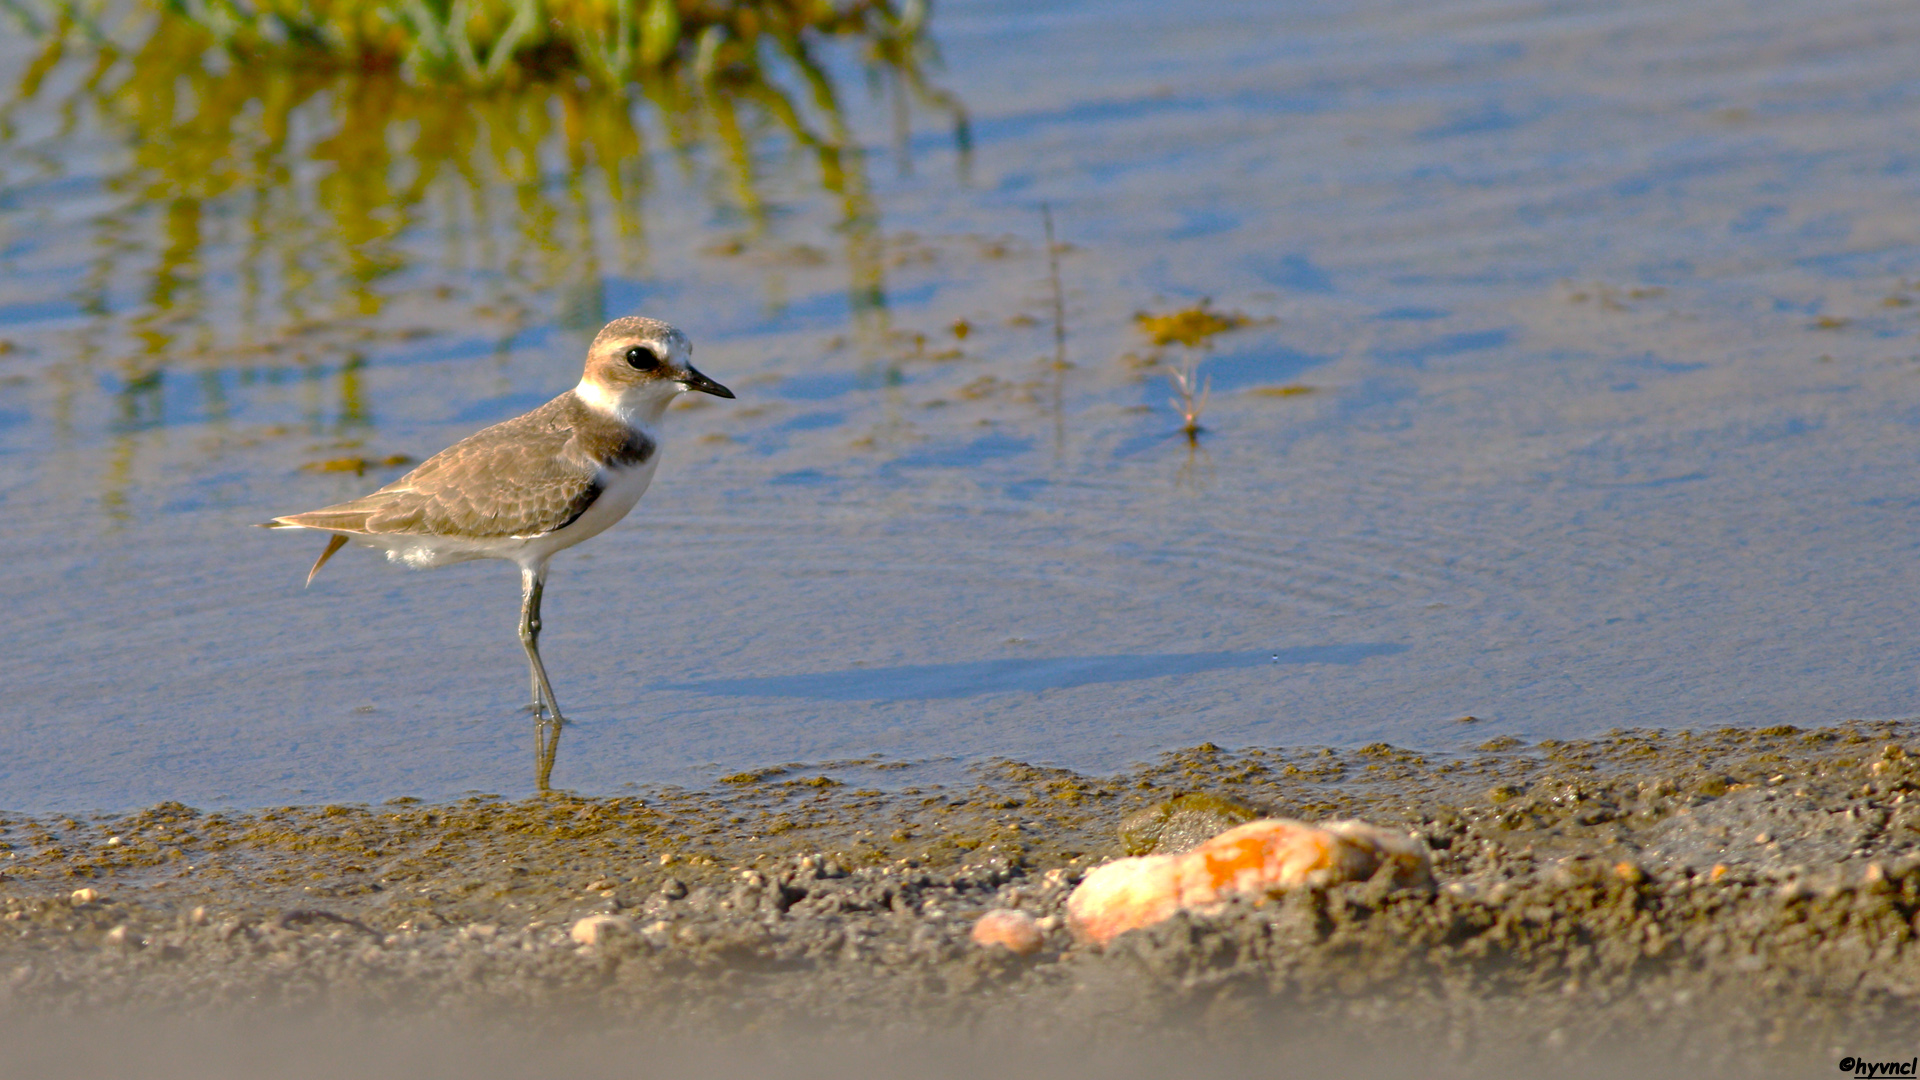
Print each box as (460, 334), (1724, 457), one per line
(1132, 301), (1255, 348)
(300, 454), (415, 476)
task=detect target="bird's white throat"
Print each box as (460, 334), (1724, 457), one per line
(574, 375), (677, 428)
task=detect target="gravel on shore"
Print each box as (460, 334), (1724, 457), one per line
(7, 721), (1920, 1077)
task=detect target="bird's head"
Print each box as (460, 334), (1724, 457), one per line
(576, 316), (733, 424)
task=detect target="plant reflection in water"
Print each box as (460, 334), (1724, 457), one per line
(1, 1), (967, 500)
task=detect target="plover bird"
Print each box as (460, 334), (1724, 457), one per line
(262, 316), (733, 790)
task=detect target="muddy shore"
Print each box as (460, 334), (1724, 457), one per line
(6, 722), (1920, 1076)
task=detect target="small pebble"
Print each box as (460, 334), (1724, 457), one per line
(569, 914), (632, 946)
(70, 888), (100, 905)
(969, 909), (1043, 955)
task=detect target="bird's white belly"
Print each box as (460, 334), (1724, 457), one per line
(544, 457), (659, 548)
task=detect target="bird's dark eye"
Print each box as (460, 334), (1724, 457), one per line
(625, 345), (660, 371)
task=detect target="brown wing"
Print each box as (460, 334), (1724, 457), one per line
(272, 395), (604, 540)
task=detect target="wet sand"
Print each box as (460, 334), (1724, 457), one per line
(6, 721), (1920, 1075)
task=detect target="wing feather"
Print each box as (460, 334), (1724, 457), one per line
(273, 396), (606, 540)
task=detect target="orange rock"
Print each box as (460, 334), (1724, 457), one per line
(970, 908), (1044, 955)
(1065, 818), (1431, 947)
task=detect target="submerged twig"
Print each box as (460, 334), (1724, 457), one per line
(1167, 354), (1210, 444)
(1042, 203), (1068, 454)
(1042, 202), (1066, 370)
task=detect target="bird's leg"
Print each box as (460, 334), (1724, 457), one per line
(519, 566), (565, 792)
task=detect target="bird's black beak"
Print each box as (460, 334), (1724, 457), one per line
(680, 366), (735, 399)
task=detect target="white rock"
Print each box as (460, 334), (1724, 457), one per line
(569, 914), (632, 946)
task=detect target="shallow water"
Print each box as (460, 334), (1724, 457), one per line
(3, 0), (1919, 811)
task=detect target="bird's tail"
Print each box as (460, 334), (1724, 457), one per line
(259, 517), (355, 587)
